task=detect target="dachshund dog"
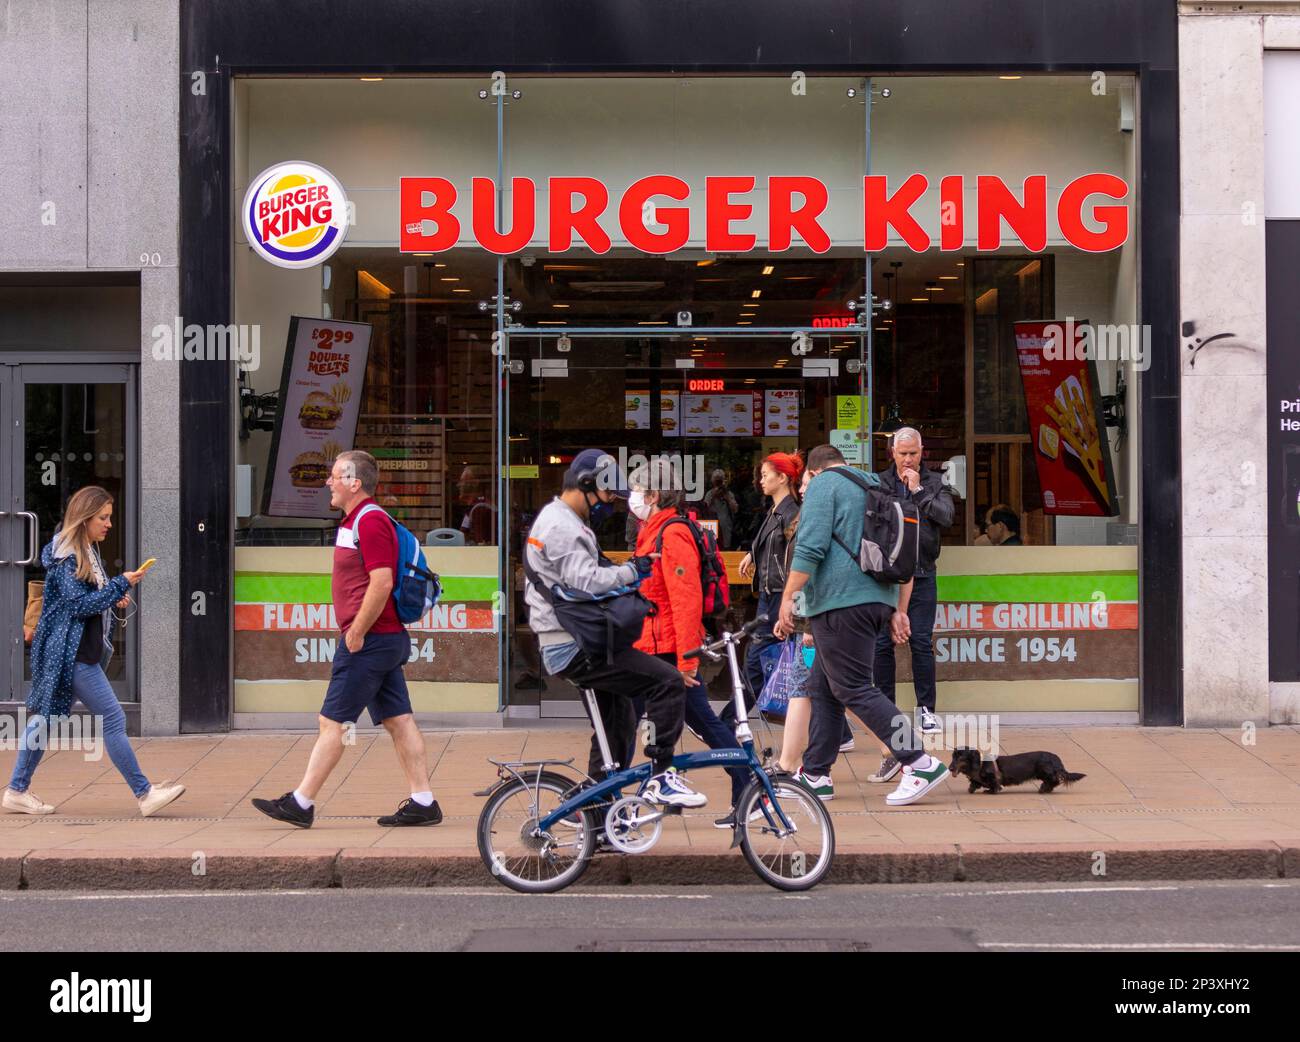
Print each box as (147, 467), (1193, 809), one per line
(948, 747), (1086, 795)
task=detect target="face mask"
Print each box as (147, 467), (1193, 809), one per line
(628, 490), (655, 521)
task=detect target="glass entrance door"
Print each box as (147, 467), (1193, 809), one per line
(0, 363), (137, 706)
(504, 324), (861, 713)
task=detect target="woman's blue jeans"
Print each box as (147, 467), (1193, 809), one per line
(9, 663), (150, 798)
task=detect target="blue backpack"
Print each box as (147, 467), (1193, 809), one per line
(353, 504), (442, 624)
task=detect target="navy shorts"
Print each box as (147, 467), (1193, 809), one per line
(320, 631), (413, 725)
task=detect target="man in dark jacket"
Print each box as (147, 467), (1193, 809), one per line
(871, 428), (955, 778)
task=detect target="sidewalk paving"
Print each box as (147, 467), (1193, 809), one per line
(3, 724), (1300, 888)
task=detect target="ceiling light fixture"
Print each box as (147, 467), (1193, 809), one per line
(762, 265), (774, 275)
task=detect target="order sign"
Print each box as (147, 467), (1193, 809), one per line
(263, 317), (372, 518)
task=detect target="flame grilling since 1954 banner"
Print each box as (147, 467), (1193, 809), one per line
(1013, 320), (1120, 517)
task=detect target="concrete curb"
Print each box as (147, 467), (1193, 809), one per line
(21, 849), (337, 891)
(7, 842), (1296, 890)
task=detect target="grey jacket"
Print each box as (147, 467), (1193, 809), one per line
(524, 497), (638, 643)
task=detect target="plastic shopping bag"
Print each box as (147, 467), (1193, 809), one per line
(756, 638), (812, 717)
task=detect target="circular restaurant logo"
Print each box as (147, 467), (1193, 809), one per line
(242, 161), (349, 269)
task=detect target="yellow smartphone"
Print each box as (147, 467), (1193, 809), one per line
(136, 558), (158, 574)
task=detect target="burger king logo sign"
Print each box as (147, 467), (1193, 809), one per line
(242, 161), (349, 269)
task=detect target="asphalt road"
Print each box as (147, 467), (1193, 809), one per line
(2, 879), (1299, 952)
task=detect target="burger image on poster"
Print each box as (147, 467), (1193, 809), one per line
(289, 451), (330, 488)
(299, 390), (342, 430)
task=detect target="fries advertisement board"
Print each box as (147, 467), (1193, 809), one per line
(1013, 320), (1119, 517)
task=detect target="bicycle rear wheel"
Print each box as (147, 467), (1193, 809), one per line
(477, 772), (596, 893)
(736, 775), (835, 891)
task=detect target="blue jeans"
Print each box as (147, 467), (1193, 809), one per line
(651, 654), (747, 806)
(740, 590), (781, 709)
(9, 663), (150, 798)
(873, 572), (939, 712)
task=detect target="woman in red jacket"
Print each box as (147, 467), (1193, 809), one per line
(628, 459), (749, 829)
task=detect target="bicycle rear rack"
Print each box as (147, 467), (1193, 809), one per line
(477, 756), (588, 797)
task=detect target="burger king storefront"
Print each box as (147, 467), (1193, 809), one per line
(178, 0), (1180, 732)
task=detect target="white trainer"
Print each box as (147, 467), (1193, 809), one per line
(639, 767), (707, 808)
(3, 788), (54, 815)
(138, 781), (186, 818)
(884, 756), (949, 807)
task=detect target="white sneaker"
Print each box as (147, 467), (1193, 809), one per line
(790, 767), (834, 801)
(639, 767), (707, 808)
(839, 736), (856, 752)
(885, 756), (949, 807)
(3, 788), (54, 815)
(916, 708), (942, 735)
(138, 781), (186, 818)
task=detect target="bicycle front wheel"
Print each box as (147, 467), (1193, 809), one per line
(736, 775), (835, 891)
(477, 773), (596, 894)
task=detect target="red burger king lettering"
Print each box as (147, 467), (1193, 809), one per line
(398, 173), (1130, 254)
(257, 184), (333, 242)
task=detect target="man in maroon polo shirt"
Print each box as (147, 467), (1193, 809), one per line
(252, 450), (441, 828)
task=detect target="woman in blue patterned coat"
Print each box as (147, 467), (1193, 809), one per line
(3, 486), (185, 817)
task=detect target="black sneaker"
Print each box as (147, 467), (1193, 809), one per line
(251, 792), (314, 829)
(378, 798), (443, 827)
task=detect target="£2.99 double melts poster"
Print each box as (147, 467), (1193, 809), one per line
(263, 317), (372, 518)
(1013, 320), (1120, 517)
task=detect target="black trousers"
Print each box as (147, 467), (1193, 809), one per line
(563, 645), (686, 775)
(803, 601), (926, 776)
(873, 572), (939, 711)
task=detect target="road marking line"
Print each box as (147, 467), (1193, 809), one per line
(0, 889), (712, 901)
(980, 942), (1300, 950)
(927, 886), (1181, 897)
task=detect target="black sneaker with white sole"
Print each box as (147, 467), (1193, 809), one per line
(378, 798), (443, 827)
(868, 755), (902, 783)
(251, 792), (314, 828)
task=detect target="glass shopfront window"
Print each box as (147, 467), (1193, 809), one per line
(227, 70), (1143, 721)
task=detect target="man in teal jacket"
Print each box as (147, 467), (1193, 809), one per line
(774, 444), (949, 806)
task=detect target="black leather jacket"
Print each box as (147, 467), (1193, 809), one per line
(875, 463), (955, 577)
(749, 495), (800, 595)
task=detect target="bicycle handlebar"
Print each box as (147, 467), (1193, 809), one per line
(682, 615), (769, 661)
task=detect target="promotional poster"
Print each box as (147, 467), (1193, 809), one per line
(262, 317), (372, 518)
(1014, 319), (1119, 517)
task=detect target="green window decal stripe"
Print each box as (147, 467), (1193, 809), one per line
(236, 574), (499, 603)
(936, 572), (1138, 603)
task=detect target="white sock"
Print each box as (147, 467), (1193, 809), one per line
(410, 790), (434, 806)
(909, 754), (933, 772)
(292, 790), (314, 810)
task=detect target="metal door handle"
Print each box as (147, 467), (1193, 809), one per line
(0, 511), (7, 565)
(16, 511), (37, 566)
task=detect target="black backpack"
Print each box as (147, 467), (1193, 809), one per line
(823, 467), (920, 584)
(654, 514), (731, 623)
